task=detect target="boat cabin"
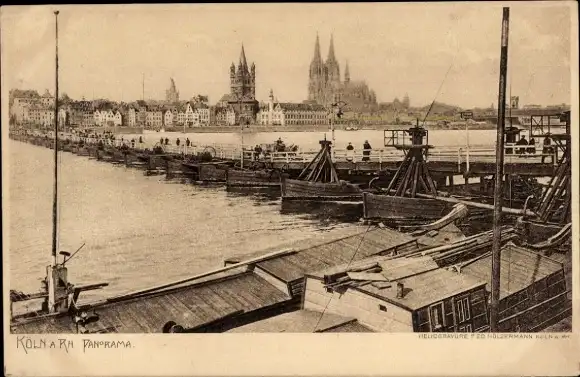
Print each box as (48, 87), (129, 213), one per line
(302, 255), (489, 332)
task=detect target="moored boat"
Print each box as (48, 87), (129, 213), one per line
(362, 192), (451, 221)
(281, 177), (363, 201)
(226, 168), (281, 188)
(280, 138), (365, 201)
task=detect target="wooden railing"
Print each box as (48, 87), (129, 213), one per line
(68, 136), (559, 167)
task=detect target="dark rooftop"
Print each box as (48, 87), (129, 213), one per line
(226, 226), (417, 284)
(309, 255), (485, 311)
(459, 243), (564, 299)
(11, 271), (290, 334)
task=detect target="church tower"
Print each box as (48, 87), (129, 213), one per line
(325, 34), (340, 85)
(344, 61), (350, 84)
(228, 44), (258, 124)
(166, 78), (179, 103)
(230, 44), (256, 101)
(308, 34), (325, 102)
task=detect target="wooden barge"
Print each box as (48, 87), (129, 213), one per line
(226, 168), (281, 188)
(280, 139), (367, 201)
(281, 177), (363, 201)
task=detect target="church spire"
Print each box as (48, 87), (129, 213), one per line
(327, 33), (336, 62)
(313, 33), (322, 62)
(239, 44), (248, 70)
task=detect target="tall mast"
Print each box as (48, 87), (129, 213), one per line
(142, 73), (145, 101)
(51, 10), (60, 266)
(490, 7), (510, 332)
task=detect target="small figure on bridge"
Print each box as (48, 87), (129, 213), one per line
(275, 138), (286, 152)
(516, 135), (528, 155)
(176, 138), (181, 147)
(542, 134), (554, 164)
(362, 140), (372, 161)
(346, 142), (355, 162)
(185, 138), (191, 147)
(131, 138), (135, 148)
(160, 137), (164, 145)
(139, 136), (143, 144)
(254, 144), (263, 160)
(527, 137), (536, 154)
(165, 138), (169, 145)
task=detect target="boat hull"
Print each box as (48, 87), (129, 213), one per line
(362, 192), (451, 221)
(198, 164), (227, 182)
(226, 169), (281, 187)
(281, 178), (362, 201)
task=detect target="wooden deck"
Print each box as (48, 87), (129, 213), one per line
(11, 271), (292, 334)
(226, 309), (374, 332)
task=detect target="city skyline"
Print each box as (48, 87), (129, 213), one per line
(1, 3), (573, 109)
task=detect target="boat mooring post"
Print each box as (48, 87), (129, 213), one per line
(490, 7), (510, 332)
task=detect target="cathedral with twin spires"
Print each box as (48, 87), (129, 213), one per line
(307, 34), (378, 112)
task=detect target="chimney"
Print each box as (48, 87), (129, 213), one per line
(396, 282), (404, 299)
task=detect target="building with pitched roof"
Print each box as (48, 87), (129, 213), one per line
(257, 89), (328, 126)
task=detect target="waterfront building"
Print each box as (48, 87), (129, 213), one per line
(145, 106), (164, 129)
(10, 90), (41, 124)
(197, 103), (210, 126)
(308, 34), (378, 112)
(136, 105), (147, 128)
(40, 89), (55, 107)
(226, 106), (237, 126)
(213, 107), (228, 126)
(166, 78), (180, 103)
(113, 110), (123, 126)
(185, 102), (196, 126)
(176, 107), (186, 125)
(58, 108), (67, 127)
(67, 101), (95, 127)
(164, 109), (174, 127)
(40, 108), (55, 127)
(258, 89), (328, 126)
(93, 109), (103, 126)
(126, 106), (137, 127)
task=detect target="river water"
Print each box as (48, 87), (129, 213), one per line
(7, 140), (363, 308)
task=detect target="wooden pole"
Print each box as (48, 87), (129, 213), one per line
(490, 7), (510, 332)
(51, 10), (60, 266)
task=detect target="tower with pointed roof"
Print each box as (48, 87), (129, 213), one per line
(166, 78), (180, 103)
(230, 44), (256, 101)
(307, 34), (342, 106)
(224, 44), (259, 124)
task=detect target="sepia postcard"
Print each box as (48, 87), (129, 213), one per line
(2, 2), (579, 376)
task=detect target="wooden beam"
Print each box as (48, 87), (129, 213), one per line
(411, 191), (536, 216)
(411, 161), (421, 197)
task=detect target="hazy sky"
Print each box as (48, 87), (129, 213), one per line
(1, 3), (574, 108)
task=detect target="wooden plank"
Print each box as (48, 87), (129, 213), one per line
(347, 272), (389, 281)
